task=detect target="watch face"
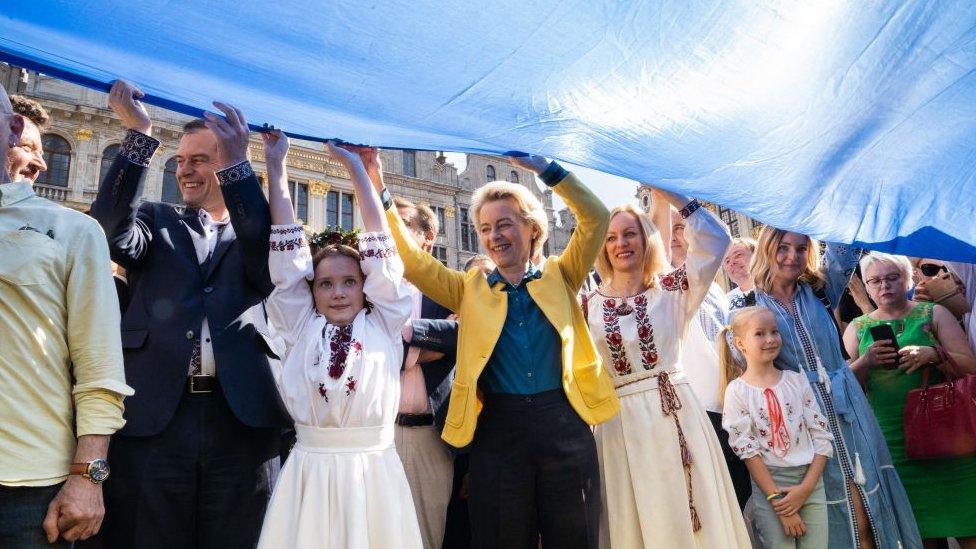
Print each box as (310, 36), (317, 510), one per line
(88, 460), (110, 482)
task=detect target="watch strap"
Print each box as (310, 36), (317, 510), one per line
(68, 463), (90, 476)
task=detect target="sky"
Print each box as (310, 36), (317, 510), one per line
(444, 153), (640, 213)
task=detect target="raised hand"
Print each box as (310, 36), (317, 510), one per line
(505, 153), (550, 175)
(203, 101), (250, 168)
(261, 127), (289, 169)
(108, 80), (152, 134)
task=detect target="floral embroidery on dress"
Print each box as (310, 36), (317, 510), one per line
(317, 383), (329, 402)
(271, 237), (305, 251)
(602, 298), (634, 375)
(325, 324), (354, 379)
(345, 376), (357, 396)
(360, 247), (398, 259)
(633, 294), (659, 370)
(659, 266), (689, 292)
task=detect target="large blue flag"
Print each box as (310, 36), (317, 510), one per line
(2, 1), (975, 260)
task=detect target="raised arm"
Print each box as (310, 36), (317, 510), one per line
(262, 129), (295, 225)
(261, 131), (315, 349)
(514, 157), (608, 291)
(204, 102), (273, 293)
(328, 144), (412, 334)
(658, 189), (732, 323)
(89, 80), (159, 269)
(354, 145), (465, 312)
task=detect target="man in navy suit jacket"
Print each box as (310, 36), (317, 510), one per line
(90, 80), (290, 548)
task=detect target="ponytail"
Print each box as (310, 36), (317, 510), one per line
(716, 325), (744, 407)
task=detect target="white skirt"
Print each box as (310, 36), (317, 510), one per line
(257, 424), (423, 549)
(596, 371), (751, 549)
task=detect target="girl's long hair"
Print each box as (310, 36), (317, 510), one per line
(716, 305), (772, 406)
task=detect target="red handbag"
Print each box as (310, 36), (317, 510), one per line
(904, 356), (976, 460)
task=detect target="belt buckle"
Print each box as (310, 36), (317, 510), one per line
(189, 375), (213, 394)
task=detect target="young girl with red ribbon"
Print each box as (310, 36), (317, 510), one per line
(718, 306), (835, 548)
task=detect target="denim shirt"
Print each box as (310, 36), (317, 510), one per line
(479, 264), (563, 394)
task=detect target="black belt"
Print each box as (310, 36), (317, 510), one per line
(395, 413), (434, 427)
(187, 375), (219, 394)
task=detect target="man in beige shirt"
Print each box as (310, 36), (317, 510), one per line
(392, 197), (458, 549)
(0, 86), (132, 546)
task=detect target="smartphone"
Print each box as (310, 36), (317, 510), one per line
(869, 324), (899, 369)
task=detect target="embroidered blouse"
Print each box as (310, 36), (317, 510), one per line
(264, 224), (412, 427)
(722, 370), (834, 468)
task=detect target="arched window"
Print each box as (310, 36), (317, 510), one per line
(509, 170), (519, 183)
(161, 157), (183, 205)
(485, 164), (496, 182)
(98, 144), (120, 185)
(36, 134), (71, 187)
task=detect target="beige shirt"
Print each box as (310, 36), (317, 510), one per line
(398, 283), (431, 414)
(0, 182), (132, 486)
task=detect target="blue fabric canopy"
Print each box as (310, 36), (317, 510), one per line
(2, 1), (975, 260)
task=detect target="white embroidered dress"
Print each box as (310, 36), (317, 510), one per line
(722, 371), (834, 468)
(587, 202), (750, 548)
(257, 225), (422, 549)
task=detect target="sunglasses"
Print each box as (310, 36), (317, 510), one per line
(918, 263), (948, 277)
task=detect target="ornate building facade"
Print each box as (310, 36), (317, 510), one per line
(2, 64), (575, 269)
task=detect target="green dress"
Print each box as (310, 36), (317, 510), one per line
(855, 301), (976, 539)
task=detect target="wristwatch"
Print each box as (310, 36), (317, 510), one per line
(380, 187), (393, 211)
(69, 459), (111, 484)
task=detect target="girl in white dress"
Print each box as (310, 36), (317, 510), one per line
(256, 133), (421, 548)
(719, 305), (833, 548)
(584, 194), (750, 548)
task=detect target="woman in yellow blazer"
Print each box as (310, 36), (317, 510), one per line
(370, 152), (618, 548)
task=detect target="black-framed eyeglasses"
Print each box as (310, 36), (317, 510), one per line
(919, 263), (948, 277)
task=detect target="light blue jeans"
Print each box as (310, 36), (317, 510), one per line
(751, 464), (828, 549)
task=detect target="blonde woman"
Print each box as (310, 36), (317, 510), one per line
(369, 155), (617, 548)
(729, 228), (921, 549)
(585, 194), (750, 548)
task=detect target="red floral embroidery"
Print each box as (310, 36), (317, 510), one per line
(327, 325), (354, 379)
(352, 341), (363, 354)
(602, 298), (634, 375)
(345, 376), (357, 396)
(317, 383), (329, 402)
(360, 247), (398, 259)
(632, 295), (659, 369)
(659, 266), (689, 292)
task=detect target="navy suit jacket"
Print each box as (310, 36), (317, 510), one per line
(91, 151), (291, 436)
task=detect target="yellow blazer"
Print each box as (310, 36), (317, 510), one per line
(386, 172), (620, 447)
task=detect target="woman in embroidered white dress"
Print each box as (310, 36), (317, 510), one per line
(255, 132), (421, 548)
(585, 195), (750, 548)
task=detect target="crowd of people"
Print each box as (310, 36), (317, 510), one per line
(2, 76), (976, 549)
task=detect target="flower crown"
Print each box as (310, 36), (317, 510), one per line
(306, 226), (360, 249)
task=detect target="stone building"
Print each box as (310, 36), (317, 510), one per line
(2, 64), (574, 269)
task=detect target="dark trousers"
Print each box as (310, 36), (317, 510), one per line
(707, 410), (752, 511)
(0, 483), (69, 548)
(442, 452), (471, 548)
(101, 388), (280, 549)
(468, 390), (600, 549)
